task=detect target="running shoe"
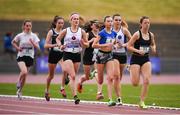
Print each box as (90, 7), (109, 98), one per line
(116, 98), (123, 106)
(126, 64), (130, 72)
(60, 89), (67, 98)
(90, 69), (97, 79)
(45, 92), (50, 101)
(139, 101), (148, 109)
(16, 89), (22, 100)
(107, 100), (116, 107)
(74, 95), (80, 104)
(16, 82), (21, 90)
(77, 83), (83, 93)
(96, 92), (104, 100)
(65, 75), (70, 85)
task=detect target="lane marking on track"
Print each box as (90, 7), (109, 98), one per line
(0, 98), (164, 114)
(0, 94), (180, 111)
(0, 95), (178, 114)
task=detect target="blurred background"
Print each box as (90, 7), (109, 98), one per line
(0, 0), (180, 74)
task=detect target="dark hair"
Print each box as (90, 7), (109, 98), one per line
(139, 16), (149, 28)
(50, 15), (64, 29)
(99, 22), (105, 31)
(83, 19), (99, 32)
(112, 14), (121, 19)
(103, 16), (111, 22)
(140, 16), (149, 24)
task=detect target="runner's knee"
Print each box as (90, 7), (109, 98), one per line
(85, 75), (90, 80)
(114, 75), (119, 81)
(107, 76), (113, 82)
(48, 74), (54, 80)
(143, 78), (150, 85)
(98, 79), (103, 85)
(21, 71), (28, 76)
(132, 79), (139, 86)
(70, 75), (76, 81)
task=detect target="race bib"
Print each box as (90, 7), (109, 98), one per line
(140, 46), (150, 53)
(106, 38), (112, 43)
(65, 41), (82, 53)
(65, 47), (81, 53)
(53, 47), (62, 52)
(21, 45), (33, 55)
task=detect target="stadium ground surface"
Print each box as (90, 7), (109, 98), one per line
(0, 74), (179, 114)
(0, 95), (180, 114)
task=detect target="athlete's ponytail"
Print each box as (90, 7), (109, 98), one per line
(83, 19), (99, 33)
(83, 21), (91, 33)
(121, 20), (128, 28)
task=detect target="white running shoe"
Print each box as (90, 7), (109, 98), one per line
(16, 89), (22, 100)
(116, 98), (123, 106)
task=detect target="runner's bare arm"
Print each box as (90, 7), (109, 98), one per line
(11, 39), (22, 52)
(56, 29), (67, 47)
(81, 29), (89, 48)
(44, 30), (58, 48)
(150, 32), (156, 54)
(127, 31), (145, 55)
(122, 27), (132, 47)
(29, 38), (40, 50)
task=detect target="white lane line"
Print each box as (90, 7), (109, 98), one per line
(0, 95), (180, 111)
(0, 98), (164, 114)
(0, 97), (175, 114)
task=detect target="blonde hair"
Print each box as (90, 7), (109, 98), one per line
(121, 20), (128, 28)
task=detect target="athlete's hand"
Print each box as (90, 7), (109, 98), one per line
(122, 43), (127, 47)
(80, 39), (89, 48)
(60, 45), (66, 50)
(138, 50), (145, 55)
(56, 43), (61, 48)
(116, 41), (123, 48)
(113, 44), (118, 50)
(116, 42), (126, 48)
(18, 47), (23, 52)
(29, 38), (36, 48)
(53, 44), (59, 47)
(29, 38), (34, 44)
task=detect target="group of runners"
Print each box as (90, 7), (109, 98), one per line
(11, 13), (156, 109)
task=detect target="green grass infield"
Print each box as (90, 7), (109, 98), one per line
(0, 83), (180, 108)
